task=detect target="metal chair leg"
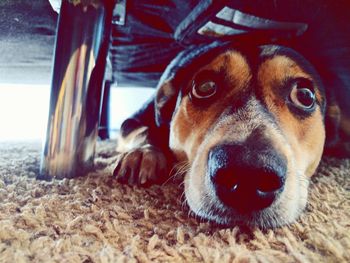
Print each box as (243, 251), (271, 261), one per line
(39, 0), (114, 179)
(98, 80), (111, 140)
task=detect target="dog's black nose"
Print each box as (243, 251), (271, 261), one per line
(208, 144), (287, 212)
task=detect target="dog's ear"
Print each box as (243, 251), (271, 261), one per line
(153, 48), (191, 127)
(325, 102), (341, 148)
(324, 104), (350, 156)
(324, 96), (350, 157)
(154, 78), (178, 127)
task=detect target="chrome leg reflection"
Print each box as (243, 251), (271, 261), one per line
(40, 0), (114, 179)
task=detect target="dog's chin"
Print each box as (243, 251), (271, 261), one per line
(184, 171), (310, 229)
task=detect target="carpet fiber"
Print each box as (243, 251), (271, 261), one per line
(0, 140), (349, 262)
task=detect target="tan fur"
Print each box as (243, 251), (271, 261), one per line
(340, 116), (350, 135)
(155, 80), (177, 110)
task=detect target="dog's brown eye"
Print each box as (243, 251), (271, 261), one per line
(289, 81), (316, 110)
(191, 80), (217, 99)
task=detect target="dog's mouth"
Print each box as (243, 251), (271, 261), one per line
(184, 172), (308, 229)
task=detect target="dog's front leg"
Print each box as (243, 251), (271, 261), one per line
(113, 99), (172, 186)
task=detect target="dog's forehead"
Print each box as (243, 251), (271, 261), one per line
(201, 45), (316, 76)
(169, 43), (319, 86)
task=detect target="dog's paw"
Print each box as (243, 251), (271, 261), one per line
(113, 145), (168, 186)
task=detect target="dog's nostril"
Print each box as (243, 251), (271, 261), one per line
(211, 166), (239, 190)
(256, 169), (284, 193)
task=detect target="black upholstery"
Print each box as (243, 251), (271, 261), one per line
(111, 0), (350, 119)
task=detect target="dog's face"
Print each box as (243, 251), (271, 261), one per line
(163, 45), (326, 228)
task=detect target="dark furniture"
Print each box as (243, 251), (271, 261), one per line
(36, 0), (350, 178)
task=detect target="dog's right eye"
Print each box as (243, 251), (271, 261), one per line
(288, 78), (316, 111)
(190, 80), (217, 100)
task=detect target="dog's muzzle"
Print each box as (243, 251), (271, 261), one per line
(208, 142), (287, 213)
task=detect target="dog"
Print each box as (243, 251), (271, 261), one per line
(113, 41), (350, 228)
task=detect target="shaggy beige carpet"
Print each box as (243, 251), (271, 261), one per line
(0, 140), (349, 262)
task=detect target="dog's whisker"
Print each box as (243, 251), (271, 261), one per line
(162, 174), (176, 186)
(180, 192), (188, 211)
(167, 162), (189, 181)
(168, 162), (182, 177)
(162, 162), (189, 186)
(176, 163), (190, 177)
(178, 181), (185, 188)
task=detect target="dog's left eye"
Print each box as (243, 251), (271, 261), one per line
(289, 79), (316, 110)
(191, 80), (217, 99)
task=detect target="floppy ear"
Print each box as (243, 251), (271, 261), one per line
(153, 47), (192, 127)
(324, 105), (350, 157)
(154, 77), (179, 127)
(325, 101), (341, 148)
(153, 45), (200, 128)
(324, 95), (350, 157)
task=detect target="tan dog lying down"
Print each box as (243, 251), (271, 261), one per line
(113, 42), (350, 228)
